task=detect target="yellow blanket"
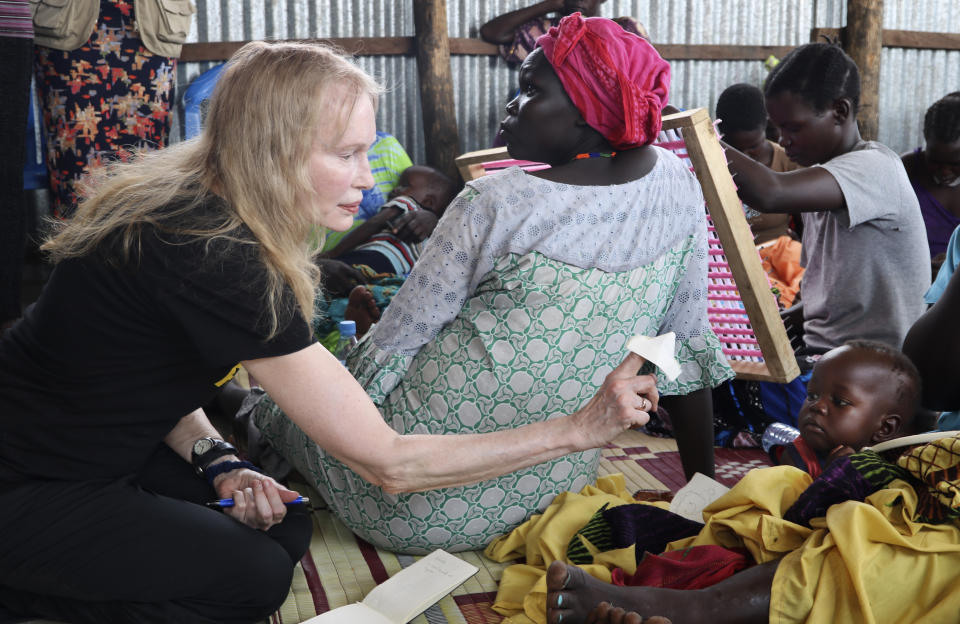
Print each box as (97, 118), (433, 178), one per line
(484, 474), (642, 624)
(486, 467), (960, 624)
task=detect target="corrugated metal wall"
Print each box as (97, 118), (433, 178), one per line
(174, 1), (960, 161)
(879, 0), (960, 153)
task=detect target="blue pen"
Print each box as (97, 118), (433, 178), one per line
(206, 496), (310, 509)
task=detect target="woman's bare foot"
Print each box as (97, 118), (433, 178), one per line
(545, 559), (777, 624)
(345, 285), (381, 336)
(586, 602), (672, 624)
(546, 560), (682, 624)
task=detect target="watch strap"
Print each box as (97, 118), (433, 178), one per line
(192, 438), (238, 475)
(204, 460), (261, 486)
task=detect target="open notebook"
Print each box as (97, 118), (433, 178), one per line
(304, 549), (478, 623)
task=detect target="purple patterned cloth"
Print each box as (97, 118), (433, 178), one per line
(567, 502), (703, 565)
(914, 180), (960, 258)
(783, 450), (914, 526)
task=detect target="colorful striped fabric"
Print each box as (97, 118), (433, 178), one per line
(0, 0), (32, 38)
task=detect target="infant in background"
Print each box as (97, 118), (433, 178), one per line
(323, 165), (460, 278)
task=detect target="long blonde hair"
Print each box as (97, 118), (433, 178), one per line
(42, 41), (382, 337)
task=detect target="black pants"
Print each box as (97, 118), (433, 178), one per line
(0, 446), (312, 624)
(0, 36), (32, 323)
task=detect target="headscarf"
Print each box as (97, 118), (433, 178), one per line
(536, 13), (671, 149)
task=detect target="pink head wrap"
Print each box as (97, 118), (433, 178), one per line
(536, 13), (671, 149)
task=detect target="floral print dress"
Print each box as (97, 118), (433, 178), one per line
(34, 0), (176, 217)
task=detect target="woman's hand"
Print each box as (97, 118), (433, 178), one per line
(213, 467), (302, 531)
(569, 352), (659, 450)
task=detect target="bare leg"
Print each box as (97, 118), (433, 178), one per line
(545, 559), (777, 624)
(344, 285), (381, 336)
(660, 388), (715, 480)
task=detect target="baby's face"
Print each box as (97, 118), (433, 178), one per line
(797, 347), (898, 454)
(389, 167), (439, 207)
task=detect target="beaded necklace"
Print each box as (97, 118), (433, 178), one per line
(573, 151), (616, 160)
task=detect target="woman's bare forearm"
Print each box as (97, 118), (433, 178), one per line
(724, 141), (845, 213)
(164, 408), (233, 463)
(480, 0), (562, 44)
(244, 345), (655, 493)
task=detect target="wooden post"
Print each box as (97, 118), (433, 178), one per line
(412, 0), (461, 181)
(845, 0), (883, 141)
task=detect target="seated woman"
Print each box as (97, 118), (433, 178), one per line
(901, 91), (960, 275)
(724, 43), (930, 357)
(251, 15), (733, 554)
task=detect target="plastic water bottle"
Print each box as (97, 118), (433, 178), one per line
(335, 320), (359, 365)
(761, 422), (801, 454)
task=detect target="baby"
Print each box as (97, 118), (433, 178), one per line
(768, 340), (926, 477)
(322, 165), (460, 279)
(317, 165), (460, 335)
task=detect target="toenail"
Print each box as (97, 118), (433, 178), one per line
(557, 594), (562, 607)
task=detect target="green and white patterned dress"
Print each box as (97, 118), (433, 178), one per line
(254, 147), (734, 553)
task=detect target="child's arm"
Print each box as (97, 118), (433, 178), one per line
(321, 206), (403, 259)
(480, 0), (562, 44)
(389, 209), (439, 244)
(724, 143), (846, 214)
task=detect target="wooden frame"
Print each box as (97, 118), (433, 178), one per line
(811, 27), (960, 52)
(178, 27), (960, 64)
(454, 108), (800, 383)
(179, 38), (799, 63)
(453, 146), (516, 182)
(664, 108), (798, 383)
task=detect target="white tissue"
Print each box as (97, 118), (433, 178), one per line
(626, 332), (682, 381)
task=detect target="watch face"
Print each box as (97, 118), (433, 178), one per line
(193, 438), (215, 456)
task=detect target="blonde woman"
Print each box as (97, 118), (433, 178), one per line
(0, 41), (657, 622)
